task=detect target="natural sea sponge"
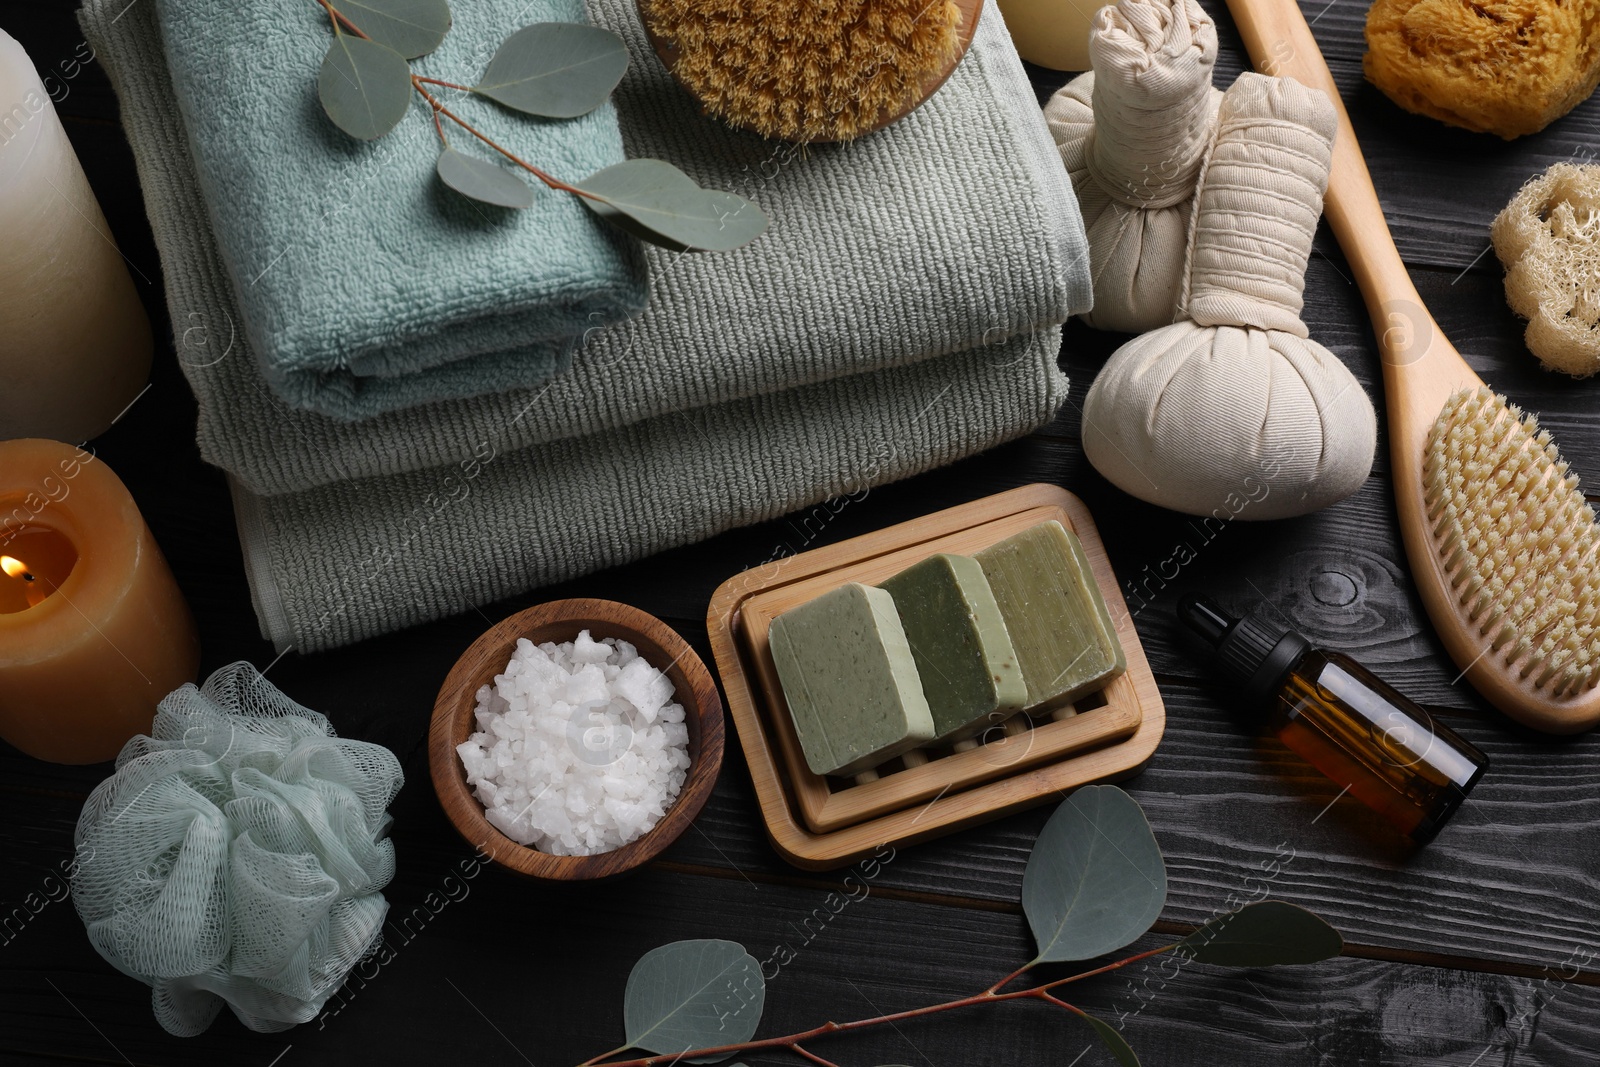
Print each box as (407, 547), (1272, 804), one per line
(1492, 162), (1600, 376)
(1044, 0), (1222, 332)
(1364, 0), (1600, 139)
(1082, 74), (1377, 520)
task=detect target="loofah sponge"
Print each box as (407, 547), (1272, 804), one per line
(1364, 0), (1600, 139)
(1044, 0), (1222, 333)
(1492, 162), (1600, 376)
(70, 663), (402, 1036)
(639, 0), (964, 142)
(1082, 73), (1377, 520)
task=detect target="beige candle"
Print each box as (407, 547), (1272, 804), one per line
(0, 439), (199, 764)
(1, 28), (151, 444)
(997, 0), (1103, 71)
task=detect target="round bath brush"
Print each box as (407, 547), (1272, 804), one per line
(638, 0), (983, 143)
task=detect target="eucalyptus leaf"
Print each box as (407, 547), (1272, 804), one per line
(1022, 786), (1167, 963)
(474, 22), (628, 118)
(575, 159), (767, 252)
(583, 204), (693, 254)
(1174, 901), (1343, 967)
(332, 0), (451, 58)
(318, 33), (412, 141)
(1066, 1006), (1141, 1067)
(623, 939), (764, 1062)
(436, 147), (533, 209)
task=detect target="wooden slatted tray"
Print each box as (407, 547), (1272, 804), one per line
(707, 484), (1165, 869)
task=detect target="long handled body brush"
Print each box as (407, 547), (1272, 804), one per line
(1225, 0), (1600, 733)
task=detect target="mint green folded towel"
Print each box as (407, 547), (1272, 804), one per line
(149, 0), (648, 419)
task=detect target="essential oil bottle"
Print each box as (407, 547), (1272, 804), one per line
(1177, 594), (1488, 842)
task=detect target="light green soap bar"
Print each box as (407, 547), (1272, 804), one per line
(878, 554), (1026, 743)
(769, 583), (937, 777)
(975, 521), (1126, 712)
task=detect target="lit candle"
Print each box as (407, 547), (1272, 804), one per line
(1, 28), (152, 444)
(0, 439), (199, 764)
(996, 0), (1103, 71)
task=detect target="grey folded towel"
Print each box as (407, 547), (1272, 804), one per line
(232, 331), (1065, 652)
(82, 0), (1089, 652)
(86, 0), (1089, 498)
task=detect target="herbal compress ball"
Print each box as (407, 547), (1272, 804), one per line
(71, 663), (402, 1036)
(1044, 0), (1223, 332)
(1083, 74), (1376, 520)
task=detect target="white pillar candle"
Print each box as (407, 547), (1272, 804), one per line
(1, 28), (150, 444)
(997, 0), (1103, 71)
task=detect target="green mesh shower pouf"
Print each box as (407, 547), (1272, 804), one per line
(70, 663), (403, 1036)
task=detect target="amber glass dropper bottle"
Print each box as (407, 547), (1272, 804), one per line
(1177, 595), (1488, 843)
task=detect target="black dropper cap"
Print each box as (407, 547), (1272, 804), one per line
(1177, 594), (1312, 711)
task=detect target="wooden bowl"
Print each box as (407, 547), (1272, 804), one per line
(428, 598), (724, 881)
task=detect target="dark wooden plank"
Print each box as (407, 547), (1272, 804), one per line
(668, 676), (1600, 972)
(20, 389), (1600, 976)
(16, 383), (1600, 978)
(10, 662), (1597, 982)
(4, 857), (1597, 1066)
(5, 2), (1600, 1062)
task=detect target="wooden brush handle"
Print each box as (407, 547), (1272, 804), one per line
(1217, 1), (1600, 735)
(1221, 0), (1466, 391)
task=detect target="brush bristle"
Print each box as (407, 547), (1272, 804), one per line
(1425, 386), (1600, 696)
(643, 0), (964, 141)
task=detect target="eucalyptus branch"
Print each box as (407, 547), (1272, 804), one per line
(985, 961), (1033, 994)
(576, 962), (1101, 1067)
(304, 0), (767, 249)
(412, 74), (472, 92)
(409, 79), (585, 196)
(312, 0), (365, 39)
(1036, 943), (1178, 989)
(572, 789), (1345, 1067)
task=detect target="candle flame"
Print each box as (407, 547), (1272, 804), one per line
(0, 555), (28, 580)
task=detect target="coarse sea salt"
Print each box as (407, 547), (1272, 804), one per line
(455, 630), (691, 856)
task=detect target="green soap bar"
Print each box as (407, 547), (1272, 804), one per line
(878, 553), (1027, 743)
(769, 582), (937, 777)
(976, 521), (1126, 712)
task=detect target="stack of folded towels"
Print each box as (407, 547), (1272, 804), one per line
(81, 0), (1092, 653)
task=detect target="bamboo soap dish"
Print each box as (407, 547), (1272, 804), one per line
(707, 484), (1164, 870)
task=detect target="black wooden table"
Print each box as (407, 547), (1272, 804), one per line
(5, 1), (1600, 1063)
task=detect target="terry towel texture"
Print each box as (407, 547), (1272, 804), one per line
(128, 0), (1089, 497)
(150, 0), (648, 419)
(82, 0), (1089, 652)
(231, 333), (1066, 652)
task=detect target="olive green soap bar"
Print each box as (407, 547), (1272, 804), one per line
(976, 521), (1125, 712)
(769, 582), (937, 777)
(878, 553), (1026, 742)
